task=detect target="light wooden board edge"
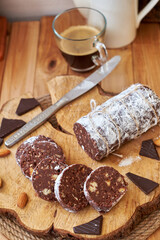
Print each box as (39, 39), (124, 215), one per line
(0, 92), (160, 240)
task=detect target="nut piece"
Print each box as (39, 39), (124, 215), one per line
(153, 138), (160, 147)
(42, 188), (51, 195)
(29, 167), (33, 176)
(17, 192), (28, 209)
(0, 149), (11, 157)
(119, 188), (125, 193)
(105, 180), (111, 186)
(89, 182), (98, 192)
(51, 174), (58, 180)
(0, 178), (3, 188)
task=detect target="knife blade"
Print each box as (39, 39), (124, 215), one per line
(5, 55), (121, 147)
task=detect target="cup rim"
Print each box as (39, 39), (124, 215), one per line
(52, 7), (107, 41)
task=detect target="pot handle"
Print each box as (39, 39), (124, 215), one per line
(137, 0), (159, 28)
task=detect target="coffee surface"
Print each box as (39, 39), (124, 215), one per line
(60, 25), (100, 56)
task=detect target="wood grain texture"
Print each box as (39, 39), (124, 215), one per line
(0, 233), (8, 240)
(47, 76), (160, 239)
(148, 227), (160, 240)
(100, 46), (134, 94)
(0, 21), (40, 108)
(0, 17), (7, 60)
(0, 36), (9, 101)
(34, 16), (68, 98)
(47, 75), (108, 134)
(132, 23), (160, 94)
(67, 43), (134, 95)
(0, 16), (160, 239)
(0, 83), (160, 239)
(0, 93), (65, 234)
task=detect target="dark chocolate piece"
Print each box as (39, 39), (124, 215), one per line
(84, 166), (128, 213)
(73, 215), (103, 235)
(0, 118), (26, 138)
(20, 140), (66, 180)
(55, 164), (92, 212)
(0, 138), (3, 146)
(126, 172), (159, 195)
(32, 158), (67, 201)
(139, 139), (159, 160)
(16, 98), (40, 116)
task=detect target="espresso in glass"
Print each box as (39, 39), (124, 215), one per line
(59, 25), (100, 71)
(52, 7), (107, 72)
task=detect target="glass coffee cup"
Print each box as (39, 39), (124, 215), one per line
(52, 7), (108, 72)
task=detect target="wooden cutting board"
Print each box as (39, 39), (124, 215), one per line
(0, 75), (160, 240)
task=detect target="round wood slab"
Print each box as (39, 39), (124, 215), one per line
(0, 76), (160, 240)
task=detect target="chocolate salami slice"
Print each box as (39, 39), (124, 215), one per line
(32, 158), (67, 201)
(19, 140), (65, 180)
(84, 166), (128, 213)
(16, 135), (60, 166)
(55, 164), (92, 212)
(73, 83), (160, 161)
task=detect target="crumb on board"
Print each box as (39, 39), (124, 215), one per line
(119, 156), (141, 167)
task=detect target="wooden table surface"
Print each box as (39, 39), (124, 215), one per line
(0, 16), (160, 240)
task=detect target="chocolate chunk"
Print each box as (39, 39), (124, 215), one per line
(84, 166), (128, 213)
(16, 98), (40, 116)
(139, 139), (159, 160)
(73, 215), (103, 235)
(0, 118), (26, 138)
(0, 138), (3, 146)
(126, 172), (159, 195)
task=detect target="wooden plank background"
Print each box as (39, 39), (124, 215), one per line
(0, 21), (39, 106)
(0, 16), (160, 239)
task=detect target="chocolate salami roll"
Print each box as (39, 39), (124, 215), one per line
(32, 158), (67, 201)
(54, 164), (92, 212)
(19, 140), (66, 180)
(73, 83), (160, 161)
(84, 166), (128, 213)
(15, 135), (58, 166)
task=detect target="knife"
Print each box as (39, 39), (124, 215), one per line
(5, 55), (121, 147)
